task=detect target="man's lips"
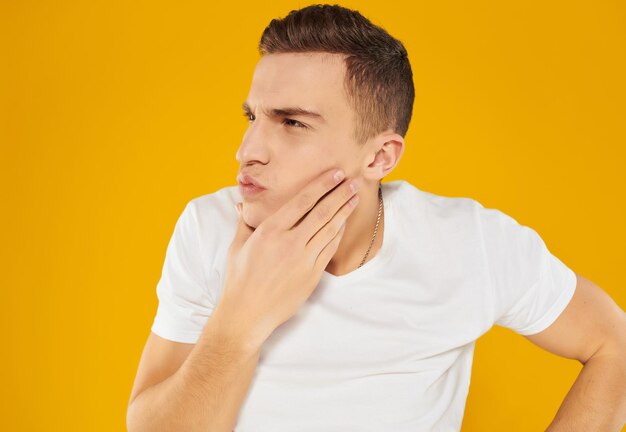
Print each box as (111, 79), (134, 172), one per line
(237, 173), (267, 189)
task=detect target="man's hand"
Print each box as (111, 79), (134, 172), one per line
(214, 168), (360, 350)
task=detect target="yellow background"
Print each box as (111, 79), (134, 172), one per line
(2, 1), (625, 430)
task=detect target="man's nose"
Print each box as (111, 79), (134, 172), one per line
(235, 119), (272, 164)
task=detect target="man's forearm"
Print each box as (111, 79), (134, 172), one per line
(546, 348), (626, 431)
(126, 307), (263, 432)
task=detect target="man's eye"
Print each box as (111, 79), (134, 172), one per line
(282, 118), (307, 129)
(242, 113), (307, 130)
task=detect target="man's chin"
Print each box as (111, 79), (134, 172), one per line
(240, 207), (261, 230)
(240, 200), (288, 231)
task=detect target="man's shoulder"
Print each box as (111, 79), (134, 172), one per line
(176, 185), (240, 281)
(184, 184), (240, 243)
(397, 181), (535, 246)
(391, 179), (484, 220)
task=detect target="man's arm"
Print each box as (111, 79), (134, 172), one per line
(126, 304), (263, 432)
(523, 272), (626, 431)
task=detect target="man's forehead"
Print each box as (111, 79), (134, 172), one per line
(252, 53), (345, 91)
(247, 53), (348, 120)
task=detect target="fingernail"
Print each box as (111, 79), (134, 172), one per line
(334, 169), (345, 183)
(235, 203), (241, 215)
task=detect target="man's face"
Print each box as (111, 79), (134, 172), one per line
(236, 52), (366, 229)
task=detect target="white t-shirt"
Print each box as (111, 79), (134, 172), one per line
(150, 179), (577, 432)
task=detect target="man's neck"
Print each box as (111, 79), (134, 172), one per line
(324, 184), (384, 276)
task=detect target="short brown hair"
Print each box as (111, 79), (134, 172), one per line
(258, 4), (414, 146)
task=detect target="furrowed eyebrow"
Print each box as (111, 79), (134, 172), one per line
(242, 101), (325, 123)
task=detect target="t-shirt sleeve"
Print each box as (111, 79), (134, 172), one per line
(150, 200), (216, 343)
(477, 205), (577, 335)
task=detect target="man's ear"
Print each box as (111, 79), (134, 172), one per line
(363, 132), (405, 181)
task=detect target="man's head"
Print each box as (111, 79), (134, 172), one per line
(236, 4), (414, 228)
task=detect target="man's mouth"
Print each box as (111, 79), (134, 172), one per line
(237, 173), (267, 189)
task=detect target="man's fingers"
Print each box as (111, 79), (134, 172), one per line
(270, 168), (345, 232)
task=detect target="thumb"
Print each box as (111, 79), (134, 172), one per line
(229, 202), (254, 253)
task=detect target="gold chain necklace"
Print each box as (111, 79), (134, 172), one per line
(357, 184), (383, 268)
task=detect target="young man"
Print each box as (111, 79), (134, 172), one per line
(127, 5), (626, 432)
